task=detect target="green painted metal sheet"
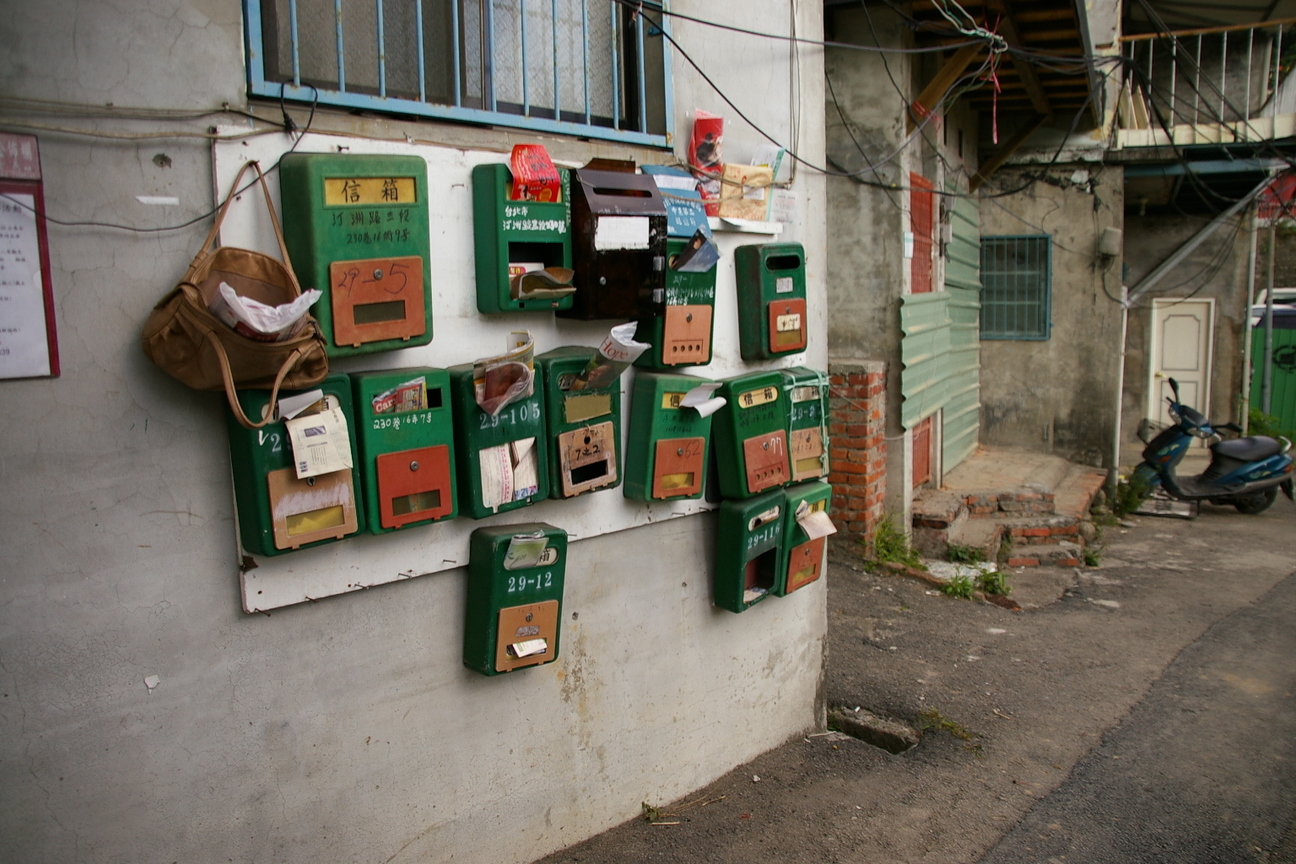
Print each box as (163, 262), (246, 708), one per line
(1250, 324), (1296, 436)
(900, 195), (981, 472)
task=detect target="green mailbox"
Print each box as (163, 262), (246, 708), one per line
(784, 367), (830, 482)
(635, 238), (717, 369)
(226, 373), (364, 556)
(735, 243), (808, 361)
(351, 368), (457, 533)
(712, 370), (791, 499)
(471, 163), (575, 313)
(775, 481), (833, 597)
(536, 347), (623, 499)
(280, 153), (432, 358)
(464, 523), (568, 676)
(448, 364), (549, 519)
(623, 372), (713, 501)
(715, 490), (785, 612)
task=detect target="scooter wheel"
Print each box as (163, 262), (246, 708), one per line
(1233, 486), (1278, 515)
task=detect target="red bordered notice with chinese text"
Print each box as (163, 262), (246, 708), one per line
(0, 132), (59, 379)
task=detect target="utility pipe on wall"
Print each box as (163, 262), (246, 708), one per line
(1242, 204), (1259, 432)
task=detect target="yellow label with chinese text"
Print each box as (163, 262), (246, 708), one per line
(324, 177), (418, 206)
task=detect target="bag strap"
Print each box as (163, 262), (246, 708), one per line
(185, 161), (302, 296)
(206, 329), (307, 430)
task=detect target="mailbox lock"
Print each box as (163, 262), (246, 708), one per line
(599, 276), (607, 286)
(677, 447), (684, 456)
(409, 460), (419, 471)
(525, 613), (534, 622)
(373, 268), (384, 280)
(686, 312), (693, 323)
(763, 441), (770, 450)
(306, 476), (317, 486)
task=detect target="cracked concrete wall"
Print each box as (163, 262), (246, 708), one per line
(0, 2), (828, 862)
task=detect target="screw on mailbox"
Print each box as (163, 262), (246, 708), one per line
(306, 477), (316, 486)
(525, 613), (533, 622)
(373, 268), (384, 280)
(410, 461), (419, 471)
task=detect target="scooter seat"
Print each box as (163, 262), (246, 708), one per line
(1212, 436), (1283, 462)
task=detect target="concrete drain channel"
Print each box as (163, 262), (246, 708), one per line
(828, 706), (921, 754)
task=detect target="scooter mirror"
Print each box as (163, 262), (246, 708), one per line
(1168, 377), (1181, 402)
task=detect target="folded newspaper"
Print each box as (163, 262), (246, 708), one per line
(473, 331), (535, 417)
(569, 322), (650, 391)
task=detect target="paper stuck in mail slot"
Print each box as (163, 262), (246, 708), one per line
(680, 382), (726, 419)
(594, 215), (650, 250)
(795, 500), (837, 540)
(284, 396), (353, 479)
(278, 389), (325, 421)
(504, 531), (549, 570)
(508, 638), (548, 658)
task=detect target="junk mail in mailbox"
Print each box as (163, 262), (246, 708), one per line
(635, 236), (717, 369)
(472, 163), (575, 313)
(735, 242), (808, 360)
(560, 167), (667, 321)
(712, 370), (791, 499)
(352, 368), (457, 533)
(537, 347), (623, 498)
(715, 490), (785, 613)
(448, 362), (550, 519)
(775, 481), (833, 596)
(464, 523), (567, 676)
(783, 367), (830, 482)
(226, 373), (364, 556)
(279, 153), (432, 357)
(623, 372), (714, 501)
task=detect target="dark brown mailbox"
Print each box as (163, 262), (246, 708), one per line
(560, 168), (668, 321)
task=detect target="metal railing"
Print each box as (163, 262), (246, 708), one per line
(1118, 18), (1296, 141)
(244, 0), (672, 147)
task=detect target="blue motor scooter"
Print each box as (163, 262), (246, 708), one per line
(1133, 377), (1294, 513)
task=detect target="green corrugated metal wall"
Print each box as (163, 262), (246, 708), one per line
(1250, 323), (1296, 435)
(900, 195), (981, 472)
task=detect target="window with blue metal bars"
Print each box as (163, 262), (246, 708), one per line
(979, 235), (1052, 340)
(244, 0), (671, 147)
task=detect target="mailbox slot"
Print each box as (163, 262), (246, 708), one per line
(776, 481), (833, 596)
(449, 363), (549, 519)
(712, 371), (791, 500)
(715, 491), (785, 613)
(279, 153), (432, 358)
(562, 168), (667, 321)
(538, 347), (623, 499)
(472, 163), (575, 313)
(735, 242), (809, 360)
(624, 372), (715, 502)
(226, 373), (365, 557)
(464, 523), (567, 676)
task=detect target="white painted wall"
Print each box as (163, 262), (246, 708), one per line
(0, 2), (827, 862)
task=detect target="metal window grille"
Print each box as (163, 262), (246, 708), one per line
(244, 0), (672, 147)
(979, 235), (1051, 340)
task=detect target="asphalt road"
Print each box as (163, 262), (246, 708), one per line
(979, 569), (1296, 864)
(533, 500), (1296, 864)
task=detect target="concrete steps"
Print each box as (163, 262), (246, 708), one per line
(912, 447), (1108, 567)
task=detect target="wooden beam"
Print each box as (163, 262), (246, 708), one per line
(983, 0), (1053, 119)
(969, 113), (1049, 191)
(908, 43), (984, 132)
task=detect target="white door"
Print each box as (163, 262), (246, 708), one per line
(1148, 298), (1214, 431)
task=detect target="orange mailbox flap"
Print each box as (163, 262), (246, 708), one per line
(558, 421), (618, 497)
(791, 427), (826, 480)
(742, 430), (789, 494)
(496, 600), (560, 673)
(767, 297), (807, 353)
(267, 467), (359, 550)
(652, 436), (705, 499)
(329, 255), (426, 347)
(785, 536), (826, 593)
(376, 444), (453, 529)
(662, 304), (712, 366)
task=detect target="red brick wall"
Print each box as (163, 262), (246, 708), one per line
(828, 362), (887, 543)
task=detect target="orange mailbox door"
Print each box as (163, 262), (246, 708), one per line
(767, 297), (807, 353)
(742, 430), (790, 494)
(330, 255), (427, 347)
(376, 444), (453, 529)
(652, 436), (706, 498)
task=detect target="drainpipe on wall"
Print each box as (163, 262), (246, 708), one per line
(1241, 205), (1259, 432)
(1263, 216), (1277, 413)
(1112, 283), (1129, 496)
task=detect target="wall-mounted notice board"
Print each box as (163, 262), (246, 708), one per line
(0, 133), (59, 380)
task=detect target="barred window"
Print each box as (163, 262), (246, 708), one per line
(979, 235), (1052, 340)
(245, 0), (670, 146)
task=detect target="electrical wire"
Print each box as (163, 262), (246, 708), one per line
(0, 86), (319, 233)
